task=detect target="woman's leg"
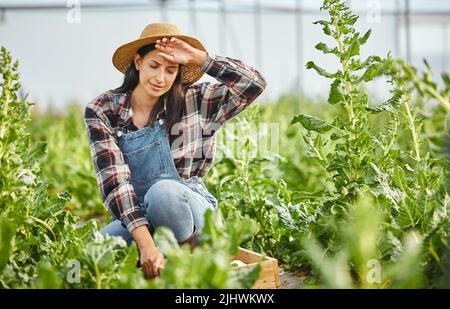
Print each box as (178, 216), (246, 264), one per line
(143, 179), (215, 243)
(100, 178), (216, 245)
(99, 218), (133, 246)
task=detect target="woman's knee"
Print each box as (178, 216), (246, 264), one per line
(143, 179), (194, 240)
(144, 179), (188, 212)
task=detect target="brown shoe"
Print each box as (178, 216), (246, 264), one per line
(178, 226), (197, 253)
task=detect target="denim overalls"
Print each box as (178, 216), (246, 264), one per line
(116, 117), (218, 210)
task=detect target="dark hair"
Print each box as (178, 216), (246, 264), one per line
(112, 43), (188, 133)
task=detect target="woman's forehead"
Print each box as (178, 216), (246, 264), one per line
(146, 51), (178, 68)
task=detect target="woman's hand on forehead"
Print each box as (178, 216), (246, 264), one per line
(154, 36), (200, 65)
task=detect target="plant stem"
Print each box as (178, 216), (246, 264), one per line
(383, 115), (399, 157)
(409, 73), (450, 113)
(423, 85), (450, 113)
(403, 97), (421, 162)
(336, 33), (356, 128)
(94, 264), (101, 289)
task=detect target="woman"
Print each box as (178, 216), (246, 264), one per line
(84, 23), (267, 279)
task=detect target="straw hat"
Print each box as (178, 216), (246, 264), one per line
(112, 22), (207, 85)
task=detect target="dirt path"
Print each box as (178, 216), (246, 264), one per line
(279, 270), (306, 289)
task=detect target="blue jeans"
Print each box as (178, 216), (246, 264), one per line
(100, 179), (215, 246)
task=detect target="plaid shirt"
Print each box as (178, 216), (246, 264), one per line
(84, 54), (267, 232)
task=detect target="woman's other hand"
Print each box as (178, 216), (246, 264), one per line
(139, 245), (165, 279)
(131, 225), (165, 278)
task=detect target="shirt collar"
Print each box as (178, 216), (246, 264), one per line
(113, 91), (132, 126)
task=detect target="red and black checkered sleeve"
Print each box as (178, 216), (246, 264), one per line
(84, 106), (148, 233)
(190, 53), (267, 132)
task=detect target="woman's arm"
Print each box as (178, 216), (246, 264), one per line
(84, 106), (164, 278)
(154, 37), (267, 130)
(84, 106), (147, 232)
(190, 53), (268, 131)
(132, 225), (165, 278)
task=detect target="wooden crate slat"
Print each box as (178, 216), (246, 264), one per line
(231, 247), (280, 289)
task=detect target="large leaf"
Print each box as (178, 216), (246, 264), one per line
(366, 89), (406, 113)
(306, 61), (339, 79)
(358, 29), (371, 45)
(359, 63), (382, 83)
(342, 34), (360, 62)
(328, 79), (344, 105)
(313, 20), (332, 35)
(315, 42), (340, 56)
(291, 114), (333, 133)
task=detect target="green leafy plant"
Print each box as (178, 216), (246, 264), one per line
(29, 104), (105, 220)
(148, 209), (261, 289)
(207, 105), (305, 269)
(288, 0), (449, 288)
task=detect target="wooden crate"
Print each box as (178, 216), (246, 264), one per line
(231, 247), (281, 289)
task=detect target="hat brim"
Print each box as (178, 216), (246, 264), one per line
(112, 34), (207, 85)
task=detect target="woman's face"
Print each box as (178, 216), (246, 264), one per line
(134, 49), (179, 97)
